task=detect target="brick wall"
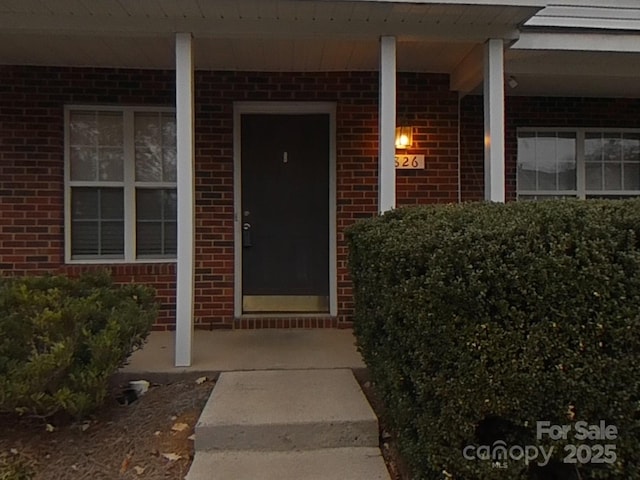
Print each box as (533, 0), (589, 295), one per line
(1, 66), (460, 329)
(396, 73), (460, 205)
(0, 66), (177, 328)
(460, 95), (640, 201)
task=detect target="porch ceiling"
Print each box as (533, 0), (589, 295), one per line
(2, 1), (639, 98)
(0, 0), (536, 73)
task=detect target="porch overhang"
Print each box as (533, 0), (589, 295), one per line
(0, 0), (539, 74)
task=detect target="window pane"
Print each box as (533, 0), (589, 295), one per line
(557, 134), (576, 190)
(135, 114), (163, 182)
(162, 114), (177, 182)
(624, 164), (640, 190)
(70, 147), (97, 181)
(604, 164), (622, 190)
(535, 135), (557, 191)
(101, 188), (124, 220)
(585, 133), (602, 163)
(101, 221), (125, 256)
(69, 112), (97, 145)
(136, 189), (162, 220)
(71, 222), (99, 256)
(135, 113), (177, 182)
(164, 222), (177, 255)
(137, 222), (162, 256)
(71, 188), (98, 219)
(70, 187), (124, 258)
(602, 134), (622, 163)
(163, 149), (177, 182)
(586, 163), (603, 191)
(136, 188), (177, 258)
(558, 162), (577, 190)
(623, 134), (640, 162)
(98, 148), (124, 181)
(98, 112), (123, 146)
(165, 190), (177, 220)
(162, 114), (176, 147)
(517, 134), (536, 190)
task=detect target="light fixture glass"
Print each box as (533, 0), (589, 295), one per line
(395, 126), (413, 149)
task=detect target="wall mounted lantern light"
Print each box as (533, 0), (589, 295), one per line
(395, 125), (413, 149)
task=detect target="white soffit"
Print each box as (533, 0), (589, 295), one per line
(0, 1), (537, 40)
(512, 32), (640, 53)
(524, 4), (640, 31)
(0, 0), (539, 71)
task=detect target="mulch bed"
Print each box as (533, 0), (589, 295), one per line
(1, 370), (408, 480)
(0, 379), (215, 480)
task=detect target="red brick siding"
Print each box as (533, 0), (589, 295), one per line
(0, 66), (177, 328)
(396, 73), (460, 205)
(460, 95), (640, 202)
(1, 66), (460, 329)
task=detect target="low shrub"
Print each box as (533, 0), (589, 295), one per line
(347, 200), (640, 480)
(0, 271), (157, 419)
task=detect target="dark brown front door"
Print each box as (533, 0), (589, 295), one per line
(241, 113), (330, 313)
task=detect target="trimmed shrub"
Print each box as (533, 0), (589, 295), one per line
(0, 271), (157, 419)
(347, 200), (640, 480)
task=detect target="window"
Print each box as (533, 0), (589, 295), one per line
(517, 129), (640, 200)
(66, 107), (177, 262)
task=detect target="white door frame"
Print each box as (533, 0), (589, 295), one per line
(232, 101), (338, 318)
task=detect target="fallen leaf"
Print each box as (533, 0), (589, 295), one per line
(171, 422), (189, 432)
(154, 431), (161, 436)
(134, 465), (146, 475)
(195, 376), (207, 384)
(10, 448), (18, 455)
(187, 434), (195, 441)
(161, 452), (182, 462)
(45, 424), (55, 433)
(120, 453), (133, 474)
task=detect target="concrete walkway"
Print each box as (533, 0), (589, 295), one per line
(120, 330), (390, 479)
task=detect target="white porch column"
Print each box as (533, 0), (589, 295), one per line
(379, 36), (396, 213)
(483, 38), (506, 202)
(175, 33), (195, 367)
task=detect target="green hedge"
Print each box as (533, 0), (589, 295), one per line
(0, 271), (157, 419)
(347, 200), (640, 480)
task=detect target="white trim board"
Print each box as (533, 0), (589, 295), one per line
(232, 102), (338, 319)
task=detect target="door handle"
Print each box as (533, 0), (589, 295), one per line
(242, 222), (252, 247)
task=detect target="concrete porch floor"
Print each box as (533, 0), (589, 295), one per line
(120, 329), (365, 376)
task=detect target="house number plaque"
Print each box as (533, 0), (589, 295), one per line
(394, 154), (425, 169)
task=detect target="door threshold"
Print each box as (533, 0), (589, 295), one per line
(242, 295), (329, 313)
(235, 316), (338, 329)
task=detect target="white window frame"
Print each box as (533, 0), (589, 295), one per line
(517, 127), (640, 200)
(64, 105), (177, 264)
